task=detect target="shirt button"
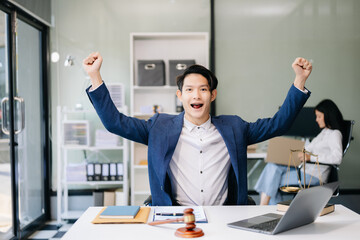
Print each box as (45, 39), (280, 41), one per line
(197, 127), (200, 129)
(200, 150), (202, 153)
(201, 189), (203, 192)
(200, 171), (203, 174)
(200, 139), (202, 141)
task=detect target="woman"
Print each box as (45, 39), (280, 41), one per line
(255, 99), (344, 205)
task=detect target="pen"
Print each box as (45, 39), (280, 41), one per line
(154, 213), (184, 216)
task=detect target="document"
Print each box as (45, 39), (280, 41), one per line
(152, 206), (207, 223)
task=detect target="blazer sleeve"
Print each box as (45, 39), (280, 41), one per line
(86, 83), (156, 145)
(246, 84), (310, 145)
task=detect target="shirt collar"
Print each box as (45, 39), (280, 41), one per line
(184, 115), (211, 132)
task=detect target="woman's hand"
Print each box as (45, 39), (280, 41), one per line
(297, 152), (311, 162)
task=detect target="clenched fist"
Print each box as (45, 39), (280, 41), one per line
(83, 52), (103, 89)
(292, 57), (312, 90)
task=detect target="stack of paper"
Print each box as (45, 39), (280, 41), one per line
(108, 84), (124, 109)
(95, 129), (119, 147)
(66, 163), (87, 182)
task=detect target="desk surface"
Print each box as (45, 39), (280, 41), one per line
(63, 205), (359, 240)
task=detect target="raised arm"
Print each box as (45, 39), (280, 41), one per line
(247, 57), (312, 144)
(83, 52), (104, 90)
(83, 52), (153, 145)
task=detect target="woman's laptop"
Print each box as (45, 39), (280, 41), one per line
(265, 137), (305, 166)
(227, 182), (339, 235)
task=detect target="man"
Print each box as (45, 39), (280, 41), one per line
(83, 52), (312, 206)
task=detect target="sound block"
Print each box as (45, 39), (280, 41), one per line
(175, 227), (204, 238)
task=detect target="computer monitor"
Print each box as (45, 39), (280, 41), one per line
(283, 107), (320, 138)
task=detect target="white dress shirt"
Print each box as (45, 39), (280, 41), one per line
(168, 116), (231, 206)
(304, 128), (343, 182)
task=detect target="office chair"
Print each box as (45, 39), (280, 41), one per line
(279, 120), (355, 197)
(324, 120), (355, 196)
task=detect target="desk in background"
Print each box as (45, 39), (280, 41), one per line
(247, 143), (267, 190)
(63, 205), (359, 240)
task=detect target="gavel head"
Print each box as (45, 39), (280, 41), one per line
(183, 208), (196, 230)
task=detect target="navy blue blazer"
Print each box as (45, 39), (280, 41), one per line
(87, 83), (310, 206)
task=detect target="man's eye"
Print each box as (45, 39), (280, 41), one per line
(201, 88), (208, 91)
(186, 89), (192, 91)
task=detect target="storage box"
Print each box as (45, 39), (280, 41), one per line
(62, 120), (90, 147)
(137, 60), (165, 86)
(169, 60), (196, 86)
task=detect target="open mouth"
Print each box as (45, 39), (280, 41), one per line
(191, 104), (203, 109)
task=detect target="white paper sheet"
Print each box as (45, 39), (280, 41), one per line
(152, 206), (207, 223)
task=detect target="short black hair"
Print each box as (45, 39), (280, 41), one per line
(176, 64), (218, 92)
(315, 99), (344, 133)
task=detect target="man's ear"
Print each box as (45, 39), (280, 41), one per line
(176, 89), (182, 101)
(211, 89), (217, 102)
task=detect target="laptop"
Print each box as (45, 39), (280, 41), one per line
(265, 137), (305, 166)
(227, 181), (339, 235)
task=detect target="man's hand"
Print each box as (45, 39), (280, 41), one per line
(292, 57), (312, 90)
(83, 52), (103, 89)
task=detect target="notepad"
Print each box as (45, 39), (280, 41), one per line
(99, 206), (140, 219)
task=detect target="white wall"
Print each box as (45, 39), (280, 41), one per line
(51, 0), (360, 190)
(215, 0), (360, 188)
(50, 0), (210, 190)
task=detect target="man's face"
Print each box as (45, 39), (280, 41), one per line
(176, 73), (217, 125)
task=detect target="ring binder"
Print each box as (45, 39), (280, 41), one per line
(94, 163), (102, 181)
(116, 163), (124, 181)
(109, 163), (117, 181)
(87, 163), (95, 181)
(101, 163), (110, 181)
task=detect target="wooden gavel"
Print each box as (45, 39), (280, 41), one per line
(148, 208), (204, 238)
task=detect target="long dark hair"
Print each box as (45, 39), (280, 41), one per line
(315, 99), (345, 135)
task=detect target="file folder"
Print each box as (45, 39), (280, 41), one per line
(101, 163), (110, 181)
(116, 163), (124, 181)
(109, 163), (117, 181)
(94, 163), (102, 181)
(93, 190), (104, 206)
(86, 163), (95, 181)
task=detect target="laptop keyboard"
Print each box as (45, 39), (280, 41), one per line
(249, 218), (281, 232)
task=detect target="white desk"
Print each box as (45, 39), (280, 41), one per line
(63, 205), (359, 240)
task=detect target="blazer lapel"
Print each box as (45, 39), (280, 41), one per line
(159, 112), (184, 184)
(212, 117), (239, 171)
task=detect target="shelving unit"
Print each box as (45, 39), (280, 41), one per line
(129, 32), (209, 205)
(56, 106), (129, 224)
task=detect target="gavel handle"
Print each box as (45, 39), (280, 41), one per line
(148, 217), (184, 226)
